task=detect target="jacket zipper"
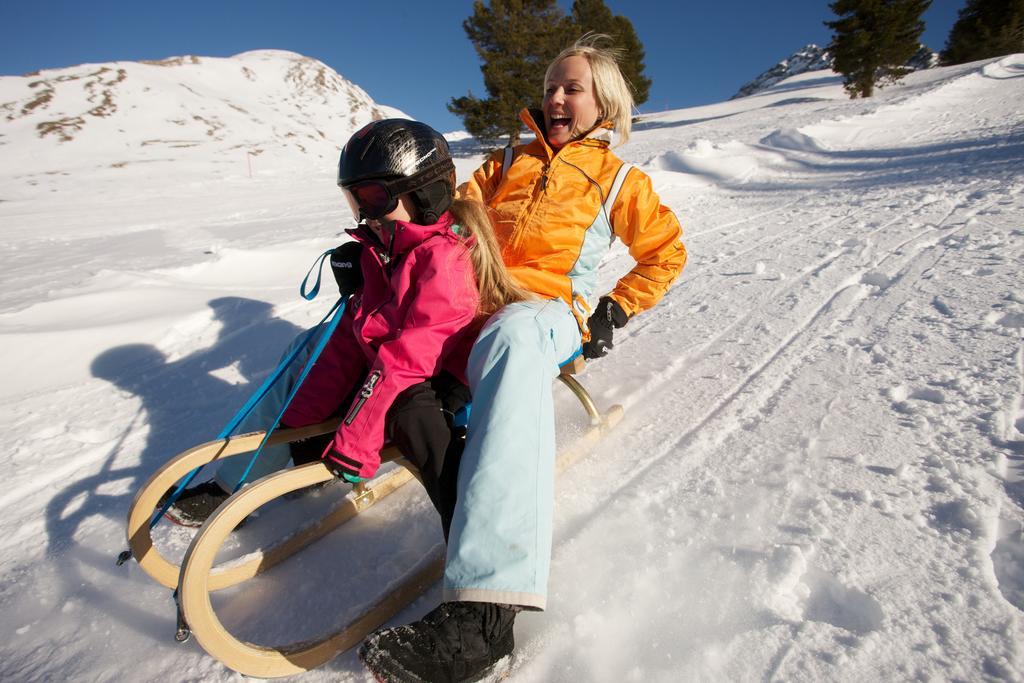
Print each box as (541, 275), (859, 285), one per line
(509, 155), (551, 256)
(354, 224), (391, 272)
(344, 370), (381, 425)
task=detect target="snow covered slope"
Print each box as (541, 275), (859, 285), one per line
(0, 49), (403, 200)
(0, 50), (404, 316)
(1, 53), (1023, 681)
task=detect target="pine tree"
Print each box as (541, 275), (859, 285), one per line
(448, 0), (573, 144)
(941, 0), (1024, 65)
(825, 0), (932, 98)
(569, 0), (652, 105)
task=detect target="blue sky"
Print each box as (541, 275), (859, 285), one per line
(1, 0), (963, 133)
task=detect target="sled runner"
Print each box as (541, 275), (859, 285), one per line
(124, 419), (411, 591)
(126, 359), (621, 677)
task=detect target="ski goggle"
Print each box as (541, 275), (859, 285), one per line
(341, 180), (402, 221)
(339, 161), (455, 221)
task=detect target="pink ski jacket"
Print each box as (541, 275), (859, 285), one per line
(282, 212), (481, 478)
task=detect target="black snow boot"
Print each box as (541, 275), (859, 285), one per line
(160, 480), (230, 527)
(359, 601), (516, 683)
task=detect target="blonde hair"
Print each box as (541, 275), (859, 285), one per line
(448, 198), (531, 315)
(544, 33), (635, 146)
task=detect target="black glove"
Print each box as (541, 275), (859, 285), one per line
(330, 242), (364, 297)
(582, 296), (629, 360)
(288, 432), (332, 466)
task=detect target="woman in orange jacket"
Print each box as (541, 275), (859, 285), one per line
(360, 35), (687, 683)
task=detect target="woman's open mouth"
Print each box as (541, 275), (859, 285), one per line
(549, 117), (571, 132)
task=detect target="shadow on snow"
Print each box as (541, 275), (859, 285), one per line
(42, 296), (304, 641)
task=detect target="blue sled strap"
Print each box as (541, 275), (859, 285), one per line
(150, 249), (345, 527)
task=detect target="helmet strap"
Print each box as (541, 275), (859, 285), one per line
(410, 180), (453, 225)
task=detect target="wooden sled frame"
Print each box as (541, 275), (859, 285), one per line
(127, 359), (622, 677)
(124, 418), (409, 592)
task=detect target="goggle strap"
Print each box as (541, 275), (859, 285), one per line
(341, 159), (454, 195)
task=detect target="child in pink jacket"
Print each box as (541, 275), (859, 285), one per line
(166, 119), (525, 538)
(281, 119), (526, 537)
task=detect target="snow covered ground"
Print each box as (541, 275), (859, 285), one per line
(1, 53), (1022, 681)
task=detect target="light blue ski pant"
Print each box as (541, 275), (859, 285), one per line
(213, 331), (321, 492)
(444, 299), (582, 610)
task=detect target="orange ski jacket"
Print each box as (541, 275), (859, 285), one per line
(458, 108), (687, 335)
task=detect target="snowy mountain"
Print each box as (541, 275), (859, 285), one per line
(733, 43), (940, 98)
(732, 44), (835, 99)
(0, 50), (404, 199)
(1, 51), (1023, 682)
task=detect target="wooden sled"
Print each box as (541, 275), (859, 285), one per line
(129, 359), (622, 677)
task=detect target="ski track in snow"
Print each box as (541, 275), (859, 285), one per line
(1, 54), (1023, 681)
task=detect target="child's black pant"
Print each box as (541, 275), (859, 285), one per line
(386, 373), (469, 542)
(290, 372), (469, 541)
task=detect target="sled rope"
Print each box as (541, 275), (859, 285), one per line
(149, 300), (344, 526)
(299, 248), (335, 300)
(230, 248), (345, 489)
(150, 249), (343, 528)
(227, 296), (345, 493)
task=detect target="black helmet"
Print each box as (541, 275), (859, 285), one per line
(337, 119), (456, 224)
